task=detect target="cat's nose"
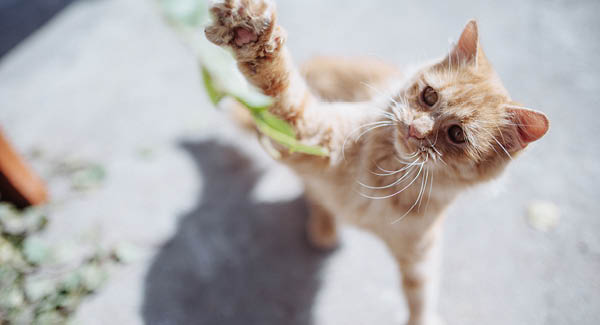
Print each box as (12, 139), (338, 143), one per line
(408, 116), (434, 139)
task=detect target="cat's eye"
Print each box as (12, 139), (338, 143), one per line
(448, 125), (466, 144)
(421, 86), (438, 107)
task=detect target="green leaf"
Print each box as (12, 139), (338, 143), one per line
(60, 272), (82, 293)
(25, 278), (55, 302)
(201, 66), (327, 156)
(35, 310), (65, 325)
(71, 164), (106, 191)
(201, 66), (225, 106)
(0, 203), (28, 235)
(253, 116), (329, 156)
(79, 264), (108, 292)
(0, 202), (18, 220)
(0, 264), (19, 291)
(0, 286), (24, 309)
(0, 237), (29, 270)
(232, 95), (271, 113)
(11, 307), (34, 325)
(23, 237), (50, 265)
(254, 111), (296, 138)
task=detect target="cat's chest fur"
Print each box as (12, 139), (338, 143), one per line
(293, 143), (455, 240)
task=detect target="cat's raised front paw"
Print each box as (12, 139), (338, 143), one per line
(205, 0), (285, 61)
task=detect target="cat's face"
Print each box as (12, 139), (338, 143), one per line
(391, 21), (549, 184)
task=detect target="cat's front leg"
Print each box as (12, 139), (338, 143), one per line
(306, 201), (339, 250)
(205, 0), (313, 124)
(391, 226), (445, 325)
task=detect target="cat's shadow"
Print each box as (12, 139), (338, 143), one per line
(142, 140), (331, 325)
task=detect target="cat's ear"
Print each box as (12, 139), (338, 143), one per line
(449, 19), (481, 65)
(502, 106), (549, 152)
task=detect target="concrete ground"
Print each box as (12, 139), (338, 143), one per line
(1, 0), (599, 324)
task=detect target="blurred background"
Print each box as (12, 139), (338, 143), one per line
(0, 0), (599, 324)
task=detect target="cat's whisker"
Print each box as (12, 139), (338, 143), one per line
(395, 155), (420, 165)
(426, 138), (443, 159)
(495, 126), (507, 145)
(395, 149), (422, 164)
(374, 164), (409, 176)
(479, 127), (513, 161)
(492, 136), (513, 160)
(432, 126), (441, 146)
(437, 155), (448, 166)
(417, 168), (429, 211)
(397, 97), (411, 111)
(424, 167), (434, 212)
(381, 115), (399, 124)
(362, 81), (407, 121)
(369, 104), (398, 122)
(355, 123), (394, 142)
(503, 122), (534, 127)
(363, 158), (422, 187)
(342, 120), (395, 161)
(390, 104), (403, 120)
(431, 145), (442, 158)
(354, 120), (396, 130)
(390, 96), (412, 121)
(372, 169), (410, 177)
(361, 81), (399, 106)
(504, 104), (534, 111)
(358, 163), (417, 190)
(372, 157), (422, 176)
(378, 112), (398, 121)
(401, 149), (421, 158)
(360, 159), (425, 200)
(391, 159), (429, 223)
(487, 143), (500, 155)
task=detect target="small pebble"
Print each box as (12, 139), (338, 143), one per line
(527, 200), (560, 232)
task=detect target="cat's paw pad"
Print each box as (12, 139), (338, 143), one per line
(205, 0), (285, 59)
(233, 27), (258, 46)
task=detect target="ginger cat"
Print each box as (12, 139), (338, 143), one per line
(205, 1), (549, 324)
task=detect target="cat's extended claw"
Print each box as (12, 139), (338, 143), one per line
(205, 0), (285, 61)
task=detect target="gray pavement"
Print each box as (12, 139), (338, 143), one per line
(0, 0), (599, 324)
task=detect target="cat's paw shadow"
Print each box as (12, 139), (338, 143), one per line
(142, 140), (331, 325)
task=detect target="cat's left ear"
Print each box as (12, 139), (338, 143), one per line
(503, 106), (549, 152)
(449, 19), (486, 67)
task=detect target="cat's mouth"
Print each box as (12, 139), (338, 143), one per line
(397, 125), (424, 154)
(396, 127), (442, 165)
(396, 134), (422, 160)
